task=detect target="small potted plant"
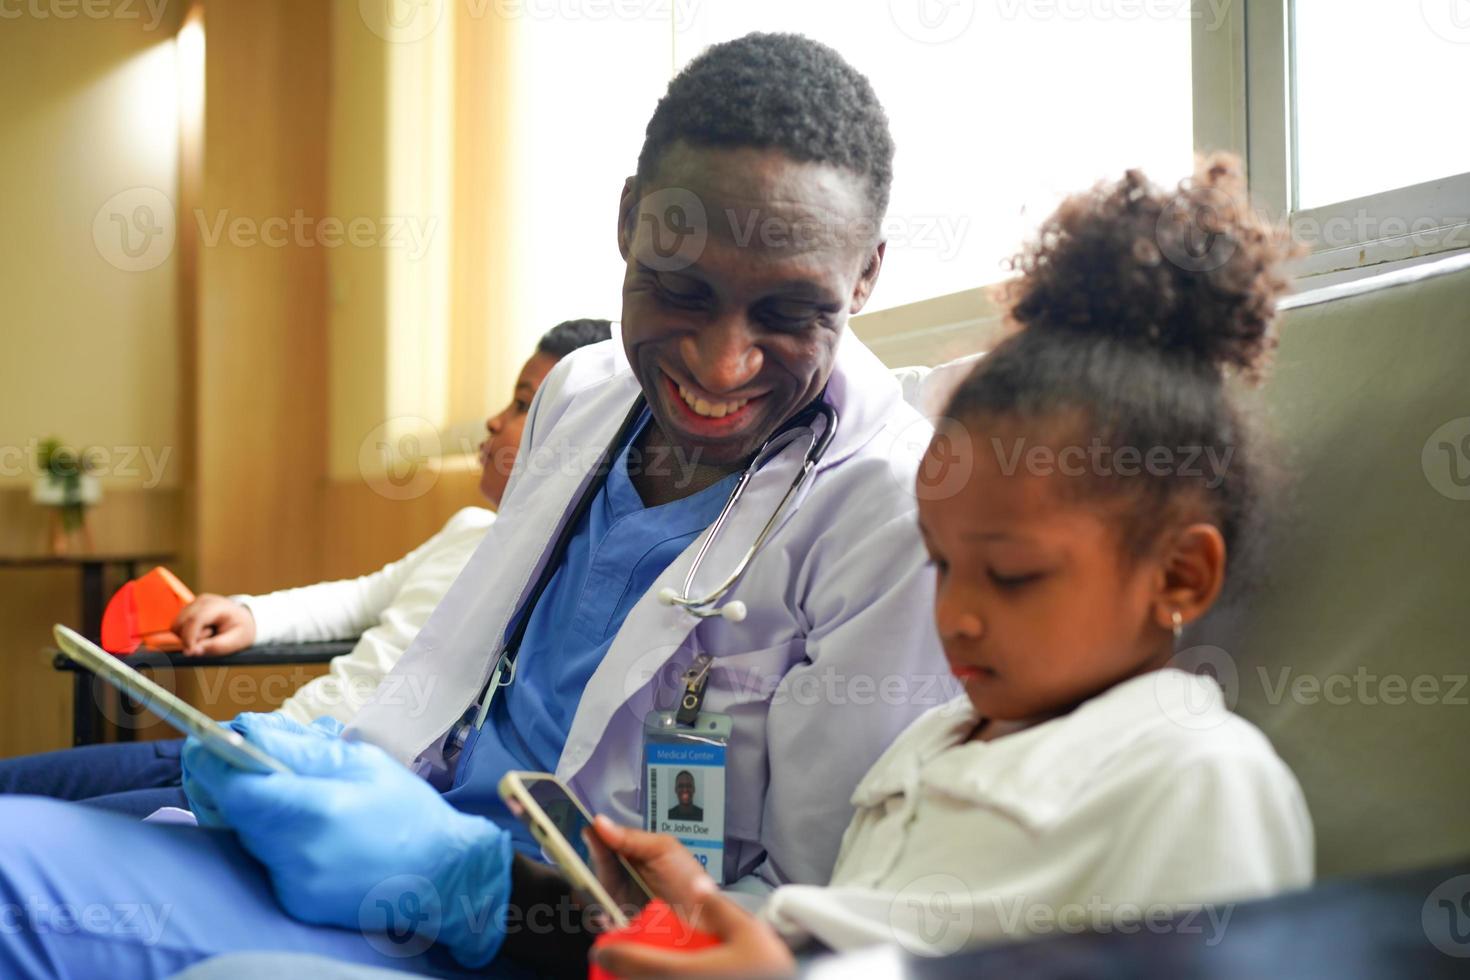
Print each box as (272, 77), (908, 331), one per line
(32, 438), (101, 555)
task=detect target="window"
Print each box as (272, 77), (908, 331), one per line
(678, 0), (1196, 312)
(1213, 0), (1470, 278)
(1293, 0), (1470, 210)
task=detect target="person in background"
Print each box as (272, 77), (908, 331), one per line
(0, 318), (612, 816)
(585, 157), (1315, 976)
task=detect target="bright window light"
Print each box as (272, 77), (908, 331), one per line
(1294, 0), (1470, 209)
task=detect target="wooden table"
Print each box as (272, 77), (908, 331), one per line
(0, 553), (173, 745)
(0, 552), (175, 640)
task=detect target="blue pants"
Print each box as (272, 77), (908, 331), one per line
(0, 797), (490, 979)
(0, 739), (189, 816)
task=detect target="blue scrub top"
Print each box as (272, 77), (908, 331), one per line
(442, 410), (739, 856)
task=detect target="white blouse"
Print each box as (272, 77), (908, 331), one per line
(762, 669), (1314, 955)
(236, 507), (494, 726)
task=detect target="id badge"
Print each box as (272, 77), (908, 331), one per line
(642, 710), (732, 885)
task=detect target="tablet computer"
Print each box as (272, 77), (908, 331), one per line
(52, 624), (293, 775)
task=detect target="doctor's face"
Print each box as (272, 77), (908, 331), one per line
(618, 144), (885, 467)
(916, 417), (1175, 727)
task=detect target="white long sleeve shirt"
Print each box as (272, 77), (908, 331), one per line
(235, 507), (494, 726)
(762, 669), (1314, 956)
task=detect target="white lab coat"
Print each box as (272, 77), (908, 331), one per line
(236, 507), (494, 726)
(347, 328), (952, 887)
(763, 670), (1315, 954)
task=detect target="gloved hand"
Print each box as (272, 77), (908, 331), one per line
(182, 713), (513, 967)
(181, 712), (342, 828)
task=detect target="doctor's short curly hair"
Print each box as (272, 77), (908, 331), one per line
(635, 32), (895, 220)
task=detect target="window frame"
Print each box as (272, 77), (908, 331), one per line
(1197, 0), (1470, 280)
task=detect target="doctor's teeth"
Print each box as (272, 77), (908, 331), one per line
(677, 383), (748, 418)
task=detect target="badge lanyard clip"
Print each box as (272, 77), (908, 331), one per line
(676, 653), (714, 727)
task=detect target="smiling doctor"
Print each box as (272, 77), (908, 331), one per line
(0, 32), (949, 978)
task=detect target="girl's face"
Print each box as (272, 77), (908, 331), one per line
(915, 417), (1180, 726)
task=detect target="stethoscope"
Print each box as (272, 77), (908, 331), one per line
(469, 390), (838, 730)
(657, 397), (837, 622)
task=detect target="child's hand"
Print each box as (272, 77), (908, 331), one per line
(173, 593), (256, 656)
(588, 816), (796, 977)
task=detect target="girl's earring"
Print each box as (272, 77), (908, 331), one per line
(1171, 610), (1184, 645)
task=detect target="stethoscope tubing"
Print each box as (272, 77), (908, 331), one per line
(665, 398), (838, 619)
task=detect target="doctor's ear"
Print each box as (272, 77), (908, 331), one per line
(849, 241), (886, 315)
(617, 176), (638, 261)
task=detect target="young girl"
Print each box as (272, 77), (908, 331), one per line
(587, 155), (1314, 975)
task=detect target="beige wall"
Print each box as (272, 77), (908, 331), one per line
(0, 8), (185, 491)
(0, 1), (487, 758)
(1200, 263), (1470, 879)
(0, 3), (187, 756)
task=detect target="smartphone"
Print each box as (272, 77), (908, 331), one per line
(52, 624), (293, 775)
(498, 771), (653, 928)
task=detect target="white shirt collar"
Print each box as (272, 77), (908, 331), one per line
(852, 669), (1228, 831)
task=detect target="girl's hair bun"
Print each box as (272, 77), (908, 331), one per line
(1002, 153), (1300, 383)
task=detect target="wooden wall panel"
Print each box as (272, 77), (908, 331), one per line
(194, 0), (331, 595)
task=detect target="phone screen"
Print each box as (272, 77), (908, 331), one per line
(526, 778), (597, 864)
(505, 774), (652, 902)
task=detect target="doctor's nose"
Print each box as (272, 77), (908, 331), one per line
(682, 317), (763, 394)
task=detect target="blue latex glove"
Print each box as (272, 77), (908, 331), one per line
(181, 713), (513, 967)
(182, 712), (342, 827)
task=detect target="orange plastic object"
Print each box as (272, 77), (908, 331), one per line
(588, 899), (721, 980)
(100, 566), (195, 655)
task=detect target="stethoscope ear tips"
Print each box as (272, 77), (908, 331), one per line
(719, 601), (747, 623)
(657, 587), (680, 606)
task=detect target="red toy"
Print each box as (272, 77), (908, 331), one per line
(589, 899), (721, 979)
(100, 566), (195, 655)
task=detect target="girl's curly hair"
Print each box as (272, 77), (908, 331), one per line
(1003, 154), (1297, 384)
(946, 155), (1301, 584)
